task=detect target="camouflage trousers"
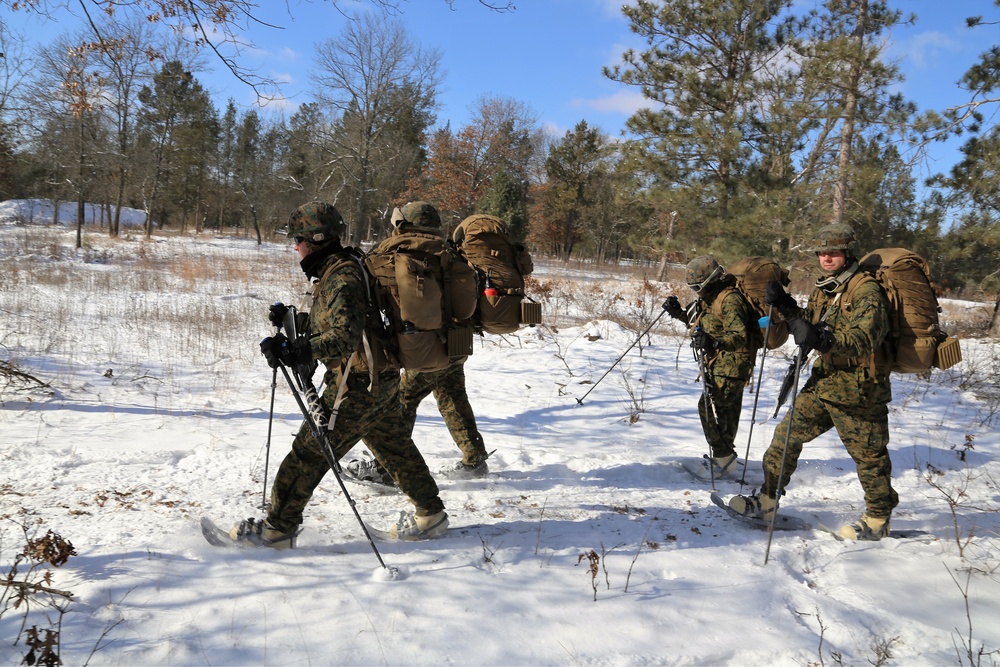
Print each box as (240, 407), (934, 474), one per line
(266, 370), (444, 533)
(698, 375), (748, 459)
(761, 389), (898, 518)
(400, 357), (488, 466)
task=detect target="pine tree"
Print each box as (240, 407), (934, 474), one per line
(605, 0), (795, 254)
(135, 61), (210, 237)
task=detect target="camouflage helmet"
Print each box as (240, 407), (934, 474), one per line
(686, 255), (725, 293)
(285, 201), (345, 245)
(806, 223), (857, 256)
(391, 201), (441, 228)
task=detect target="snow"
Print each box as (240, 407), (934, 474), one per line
(0, 199), (147, 228)
(1, 213), (999, 666)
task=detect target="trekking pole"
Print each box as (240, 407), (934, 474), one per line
(277, 361), (388, 570)
(692, 330), (719, 490)
(260, 303), (288, 510)
(763, 344), (806, 565)
(738, 306), (773, 489)
(260, 364), (277, 510)
(576, 304), (669, 405)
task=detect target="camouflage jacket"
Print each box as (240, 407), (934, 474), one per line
(797, 271), (892, 406)
(301, 247), (371, 376)
(691, 280), (757, 381)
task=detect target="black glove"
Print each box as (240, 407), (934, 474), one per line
(788, 318), (834, 354)
(260, 334), (314, 368)
(765, 280), (798, 320)
(281, 337), (313, 367)
(692, 327), (717, 354)
(268, 302), (289, 329)
(260, 333), (287, 369)
(663, 295), (685, 322)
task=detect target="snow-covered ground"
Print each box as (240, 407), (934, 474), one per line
(0, 198), (147, 228)
(1, 217), (998, 666)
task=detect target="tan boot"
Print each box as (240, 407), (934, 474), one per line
(728, 492), (776, 520)
(387, 510), (449, 541)
(228, 518), (297, 549)
(838, 513), (890, 541)
(713, 453), (739, 476)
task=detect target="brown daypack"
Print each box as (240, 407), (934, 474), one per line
(364, 227), (478, 371)
(452, 214), (540, 334)
(725, 256), (791, 350)
(851, 248), (961, 373)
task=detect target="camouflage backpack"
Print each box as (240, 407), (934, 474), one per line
(452, 214), (540, 334)
(724, 256), (791, 350)
(847, 248), (961, 373)
(364, 227), (479, 371)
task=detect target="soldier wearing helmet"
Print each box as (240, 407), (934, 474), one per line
(663, 255), (763, 481)
(345, 201), (491, 485)
(728, 222), (897, 541)
(390, 200), (442, 229)
(230, 201), (449, 546)
(285, 200), (346, 249)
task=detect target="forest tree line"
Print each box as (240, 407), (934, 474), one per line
(1, 0), (999, 303)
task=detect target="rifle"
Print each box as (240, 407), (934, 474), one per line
(772, 346), (809, 419)
(772, 300), (837, 419)
(692, 326), (719, 488)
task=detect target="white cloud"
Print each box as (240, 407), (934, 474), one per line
(596, 0), (636, 19)
(270, 71), (296, 86)
(541, 120), (568, 139)
(896, 30), (960, 69)
(276, 46), (300, 63)
(571, 89), (655, 116)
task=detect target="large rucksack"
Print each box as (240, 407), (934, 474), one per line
(851, 248), (961, 373)
(725, 256), (791, 350)
(452, 214), (540, 334)
(364, 227), (479, 371)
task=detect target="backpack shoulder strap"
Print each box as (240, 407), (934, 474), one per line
(709, 286), (761, 353)
(838, 270), (881, 313)
(821, 271), (883, 373)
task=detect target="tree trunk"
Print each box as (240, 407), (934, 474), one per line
(76, 197), (84, 249)
(656, 255), (669, 282)
(990, 297), (1000, 338)
(832, 0), (868, 225)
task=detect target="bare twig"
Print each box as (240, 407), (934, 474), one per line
(624, 520), (654, 594)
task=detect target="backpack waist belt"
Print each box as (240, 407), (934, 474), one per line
(821, 353), (869, 367)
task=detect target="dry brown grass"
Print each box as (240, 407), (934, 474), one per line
(2, 225), (996, 400)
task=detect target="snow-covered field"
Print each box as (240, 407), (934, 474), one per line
(1, 216), (998, 666)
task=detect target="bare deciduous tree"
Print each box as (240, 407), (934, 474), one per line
(310, 13), (441, 241)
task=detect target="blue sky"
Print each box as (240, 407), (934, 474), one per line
(7, 0), (1000, 175)
(207, 0), (1000, 179)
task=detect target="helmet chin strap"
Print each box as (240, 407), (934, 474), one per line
(815, 260), (859, 295)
